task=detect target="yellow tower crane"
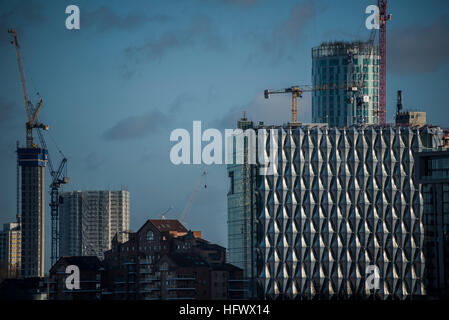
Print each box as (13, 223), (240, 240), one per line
(8, 29), (48, 147)
(264, 84), (359, 123)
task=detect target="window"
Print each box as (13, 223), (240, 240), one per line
(146, 231), (154, 241)
(228, 171), (235, 194)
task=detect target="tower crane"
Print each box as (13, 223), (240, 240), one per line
(179, 170), (207, 225)
(264, 86), (302, 123)
(264, 84), (359, 123)
(354, 1), (389, 125)
(9, 29), (69, 267)
(37, 129), (69, 266)
(8, 29), (48, 148)
(265, 3), (389, 126)
(266, 22), (381, 125)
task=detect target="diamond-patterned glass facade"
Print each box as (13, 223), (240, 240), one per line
(253, 125), (443, 299)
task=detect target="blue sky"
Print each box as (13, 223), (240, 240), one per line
(1, 0), (449, 271)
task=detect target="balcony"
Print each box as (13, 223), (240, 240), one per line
(140, 278), (160, 283)
(139, 269), (152, 274)
(140, 288), (160, 293)
(114, 290), (136, 294)
(114, 280), (135, 285)
(63, 289), (101, 293)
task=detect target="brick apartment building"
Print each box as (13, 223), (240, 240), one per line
(48, 256), (103, 300)
(102, 219), (244, 300)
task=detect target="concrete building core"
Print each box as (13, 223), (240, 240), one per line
(59, 190), (130, 260)
(312, 41), (380, 127)
(18, 147), (47, 278)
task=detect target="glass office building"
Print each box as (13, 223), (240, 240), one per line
(417, 149), (449, 296)
(312, 41), (380, 127)
(226, 116), (258, 298)
(227, 116), (445, 299)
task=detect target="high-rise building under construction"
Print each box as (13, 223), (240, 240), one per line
(59, 190), (130, 260)
(8, 29), (49, 279)
(18, 147), (48, 278)
(312, 41), (380, 127)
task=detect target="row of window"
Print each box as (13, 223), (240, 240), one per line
(317, 58), (379, 68)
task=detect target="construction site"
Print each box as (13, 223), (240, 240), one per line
(0, 0), (448, 304)
(8, 29), (69, 277)
(4, 28), (211, 278)
(1, 0), (411, 278)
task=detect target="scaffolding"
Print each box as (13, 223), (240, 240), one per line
(69, 191), (130, 259)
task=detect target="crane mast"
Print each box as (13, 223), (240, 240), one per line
(378, 0), (391, 125)
(37, 129), (69, 266)
(49, 158), (69, 266)
(264, 87), (302, 123)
